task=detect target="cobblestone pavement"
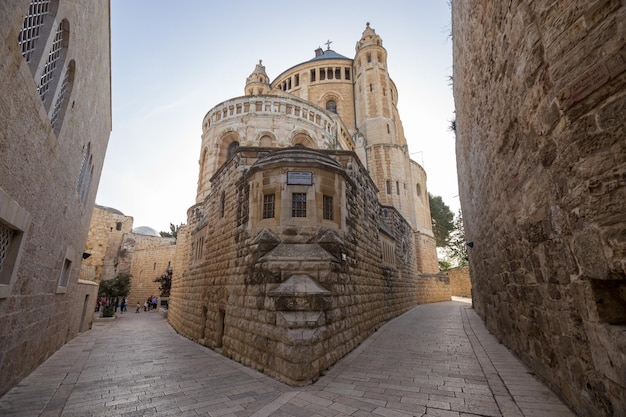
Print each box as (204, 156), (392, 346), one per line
(0, 301), (576, 417)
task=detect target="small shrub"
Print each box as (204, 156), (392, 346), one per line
(101, 306), (115, 317)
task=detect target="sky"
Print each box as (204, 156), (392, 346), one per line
(97, 0), (458, 232)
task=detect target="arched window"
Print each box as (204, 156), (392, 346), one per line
(50, 60), (75, 134)
(38, 19), (69, 109)
(292, 133), (315, 148)
(326, 100), (337, 114)
(259, 135), (273, 147)
(18, 0), (59, 67)
(227, 141), (239, 158)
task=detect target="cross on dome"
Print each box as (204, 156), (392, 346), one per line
(324, 39), (333, 50)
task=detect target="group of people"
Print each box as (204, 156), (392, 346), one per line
(135, 295), (159, 313)
(95, 297), (128, 313)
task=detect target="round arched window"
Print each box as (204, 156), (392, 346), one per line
(227, 141), (240, 158)
(326, 100), (337, 114)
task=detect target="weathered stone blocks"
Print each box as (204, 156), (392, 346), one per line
(453, 1), (625, 415)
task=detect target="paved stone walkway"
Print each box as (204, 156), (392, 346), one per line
(0, 301), (576, 417)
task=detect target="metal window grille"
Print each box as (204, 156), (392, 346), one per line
(323, 195), (333, 220)
(263, 194), (275, 219)
(50, 62), (72, 130)
(291, 193), (307, 217)
(0, 223), (14, 274)
(77, 143), (90, 193)
(18, 0), (51, 63)
(38, 21), (65, 103)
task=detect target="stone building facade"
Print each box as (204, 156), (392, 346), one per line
(82, 205), (175, 308)
(118, 232), (175, 308)
(446, 266), (471, 298)
(452, 1), (625, 415)
(81, 205), (134, 284)
(169, 25), (448, 386)
(0, 0), (111, 396)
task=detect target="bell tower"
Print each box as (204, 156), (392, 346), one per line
(353, 23), (415, 226)
(245, 60), (270, 96)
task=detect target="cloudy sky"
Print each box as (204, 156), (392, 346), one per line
(97, 0), (458, 232)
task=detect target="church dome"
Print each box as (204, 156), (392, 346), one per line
(308, 48), (350, 62)
(132, 226), (160, 237)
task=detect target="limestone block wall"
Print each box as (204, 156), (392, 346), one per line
(0, 0), (111, 396)
(169, 147), (436, 386)
(117, 234), (176, 307)
(446, 266), (471, 298)
(416, 274), (451, 304)
(453, 1), (625, 415)
(81, 205), (133, 283)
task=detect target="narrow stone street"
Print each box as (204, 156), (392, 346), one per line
(0, 301), (575, 417)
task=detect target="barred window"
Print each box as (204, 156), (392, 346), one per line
(0, 190), (30, 298)
(323, 195), (333, 220)
(0, 223), (14, 275)
(292, 193), (307, 217)
(38, 20), (68, 104)
(18, 0), (52, 64)
(50, 60), (74, 132)
(263, 194), (275, 219)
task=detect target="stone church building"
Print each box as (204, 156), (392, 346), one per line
(168, 24), (450, 386)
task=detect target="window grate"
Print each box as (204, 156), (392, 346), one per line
(0, 224), (14, 274)
(263, 194), (275, 219)
(18, 0), (51, 63)
(323, 195), (333, 220)
(38, 21), (65, 103)
(50, 62), (72, 130)
(292, 193), (307, 217)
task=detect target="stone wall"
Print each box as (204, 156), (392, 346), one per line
(169, 147), (448, 386)
(118, 234), (176, 308)
(446, 266), (471, 298)
(0, 0), (111, 396)
(81, 205), (134, 283)
(453, 1), (625, 415)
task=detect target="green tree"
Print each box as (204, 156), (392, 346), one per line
(153, 266), (172, 298)
(160, 222), (184, 238)
(98, 272), (131, 299)
(98, 273), (131, 317)
(429, 193), (455, 247)
(441, 209), (468, 269)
